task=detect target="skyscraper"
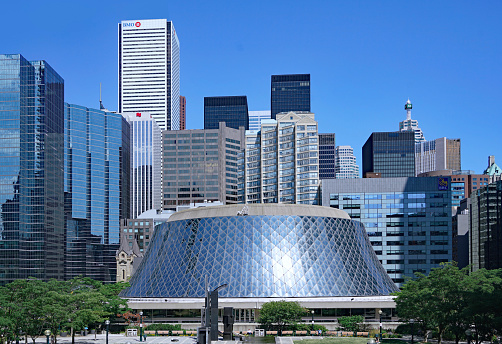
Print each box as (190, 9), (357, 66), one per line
(203, 96), (249, 130)
(64, 103), (130, 282)
(123, 112), (162, 218)
(399, 99), (425, 143)
(319, 133), (336, 179)
(0, 54), (65, 284)
(362, 132), (415, 178)
(239, 112), (320, 205)
(248, 110), (271, 131)
(162, 123), (245, 210)
(335, 145), (359, 179)
(271, 74), (310, 119)
(118, 19), (180, 131)
(415, 137), (461, 176)
(179, 95), (186, 130)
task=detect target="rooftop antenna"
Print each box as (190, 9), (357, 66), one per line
(99, 83), (105, 110)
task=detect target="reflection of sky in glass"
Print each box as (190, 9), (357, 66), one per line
(123, 214), (399, 298)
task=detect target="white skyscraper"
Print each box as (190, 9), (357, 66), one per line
(399, 99), (425, 143)
(335, 145), (359, 179)
(119, 19), (180, 131)
(239, 112), (320, 205)
(123, 112), (162, 218)
(248, 110), (271, 131)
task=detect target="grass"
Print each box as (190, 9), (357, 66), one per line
(295, 338), (410, 344)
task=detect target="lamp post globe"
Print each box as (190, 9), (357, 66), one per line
(378, 310), (383, 342)
(139, 312), (144, 342)
(311, 310), (315, 331)
(465, 329), (472, 344)
(105, 320), (110, 344)
(409, 319), (415, 344)
(44, 330), (51, 344)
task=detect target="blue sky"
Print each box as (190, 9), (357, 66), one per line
(3, 0), (501, 174)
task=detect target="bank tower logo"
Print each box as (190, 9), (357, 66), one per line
(123, 21), (141, 28)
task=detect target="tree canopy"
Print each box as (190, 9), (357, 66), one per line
(258, 300), (306, 332)
(394, 263), (502, 344)
(0, 277), (129, 344)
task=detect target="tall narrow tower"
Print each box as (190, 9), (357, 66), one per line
(118, 19), (180, 131)
(399, 99), (425, 143)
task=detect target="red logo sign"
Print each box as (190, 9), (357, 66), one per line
(136, 113), (141, 117)
(135, 22), (141, 27)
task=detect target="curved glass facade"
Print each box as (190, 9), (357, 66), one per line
(122, 214), (398, 298)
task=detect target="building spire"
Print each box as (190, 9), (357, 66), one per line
(405, 99), (412, 120)
(99, 83), (105, 110)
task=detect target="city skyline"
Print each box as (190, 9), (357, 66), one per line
(2, 1), (501, 174)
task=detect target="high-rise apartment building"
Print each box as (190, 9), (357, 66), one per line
(239, 112), (320, 205)
(118, 19), (180, 131)
(399, 99), (425, 143)
(248, 110), (271, 131)
(362, 131), (415, 178)
(415, 138), (461, 176)
(123, 112), (162, 218)
(0, 54), (65, 284)
(64, 103), (130, 282)
(322, 177), (452, 286)
(271, 74), (310, 119)
(319, 133), (336, 179)
(162, 123), (245, 210)
(179, 96), (186, 130)
(470, 181), (502, 271)
(335, 145), (360, 179)
(203, 96), (249, 130)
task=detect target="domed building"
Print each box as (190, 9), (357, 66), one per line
(122, 204), (399, 329)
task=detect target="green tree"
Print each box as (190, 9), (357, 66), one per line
(258, 300), (305, 332)
(394, 263), (469, 344)
(463, 269), (502, 344)
(337, 315), (364, 332)
(99, 281), (130, 319)
(63, 277), (107, 344)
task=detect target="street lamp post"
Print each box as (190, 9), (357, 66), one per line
(410, 319), (415, 344)
(105, 320), (110, 344)
(311, 310), (315, 331)
(378, 310), (383, 342)
(465, 329), (472, 344)
(139, 312), (144, 342)
(44, 330), (51, 344)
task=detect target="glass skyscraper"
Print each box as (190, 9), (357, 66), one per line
(123, 112), (162, 218)
(319, 133), (336, 179)
(362, 132), (415, 178)
(248, 110), (271, 131)
(64, 103), (130, 282)
(322, 177), (452, 286)
(271, 74), (310, 119)
(0, 54), (65, 284)
(203, 96), (249, 130)
(119, 19), (180, 131)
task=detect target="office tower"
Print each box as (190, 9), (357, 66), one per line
(123, 112), (162, 218)
(399, 99), (425, 143)
(203, 96), (249, 130)
(322, 176), (452, 286)
(179, 96), (186, 130)
(484, 156), (502, 183)
(248, 110), (271, 131)
(64, 103), (130, 282)
(319, 133), (336, 179)
(470, 181), (502, 271)
(239, 112), (320, 205)
(118, 19), (180, 131)
(335, 145), (359, 179)
(271, 74), (310, 120)
(452, 198), (470, 269)
(415, 138), (461, 176)
(0, 54), (65, 284)
(418, 170), (489, 207)
(162, 123), (245, 210)
(362, 131), (415, 178)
